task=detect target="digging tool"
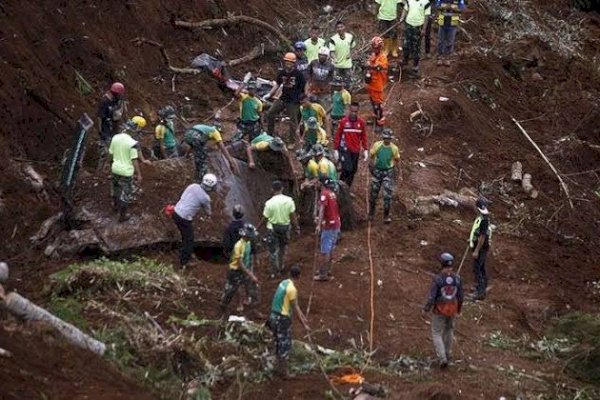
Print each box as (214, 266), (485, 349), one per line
(456, 244), (470, 275)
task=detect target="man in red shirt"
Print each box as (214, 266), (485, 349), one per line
(314, 178), (341, 281)
(333, 102), (369, 188)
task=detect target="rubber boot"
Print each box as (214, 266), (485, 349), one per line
(118, 202), (130, 222)
(383, 205), (391, 224)
(382, 38), (391, 57)
(368, 201), (376, 222)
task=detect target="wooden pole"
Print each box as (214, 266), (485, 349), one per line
(511, 117), (573, 209)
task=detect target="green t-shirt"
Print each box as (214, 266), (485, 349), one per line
(329, 33), (356, 69)
(271, 279), (297, 316)
(263, 193), (296, 229)
(251, 132), (273, 145)
(239, 93), (263, 122)
(376, 0), (402, 21)
(304, 37), (326, 63)
(155, 120), (177, 149)
(109, 133), (138, 177)
(318, 158), (338, 180)
(370, 141), (400, 170)
(331, 89), (351, 118)
(229, 239), (252, 270)
(404, 0), (432, 27)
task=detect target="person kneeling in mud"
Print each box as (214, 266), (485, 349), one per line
(245, 132), (286, 169)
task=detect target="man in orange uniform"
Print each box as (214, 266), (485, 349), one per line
(365, 36), (388, 130)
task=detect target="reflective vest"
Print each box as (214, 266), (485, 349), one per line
(469, 216), (492, 248)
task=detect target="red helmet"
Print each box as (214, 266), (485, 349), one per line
(371, 36), (384, 48)
(110, 82), (125, 95)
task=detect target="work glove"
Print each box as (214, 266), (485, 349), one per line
(363, 150), (369, 162)
(333, 150), (339, 161)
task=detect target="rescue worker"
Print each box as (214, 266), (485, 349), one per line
(245, 132), (286, 169)
(435, 0), (466, 66)
(375, 0), (402, 57)
(314, 178), (341, 281)
(267, 265), (310, 378)
(108, 116), (146, 222)
(333, 102), (368, 188)
(219, 223), (259, 317)
(423, 252), (463, 369)
(329, 77), (352, 134)
(257, 180), (300, 278)
(302, 117), (328, 153)
(304, 26), (326, 63)
(365, 36), (389, 129)
(299, 94), (327, 131)
(368, 129), (400, 223)
(183, 122), (239, 181)
(264, 53), (306, 147)
(312, 144), (338, 185)
(329, 21), (356, 87)
(222, 205), (246, 259)
(234, 78), (263, 141)
(97, 82), (126, 168)
(469, 198), (492, 301)
(294, 41), (310, 81)
(307, 47), (335, 109)
(297, 149), (319, 189)
(400, 0), (432, 75)
(172, 174), (216, 268)
(153, 106), (179, 159)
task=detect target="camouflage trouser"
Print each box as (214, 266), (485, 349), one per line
(403, 24), (422, 67)
(111, 174), (136, 205)
(238, 120), (261, 142)
(193, 146), (208, 182)
(266, 225), (290, 275)
(220, 269), (246, 309)
(369, 169), (394, 215)
(268, 312), (292, 360)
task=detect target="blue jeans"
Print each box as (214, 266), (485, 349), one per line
(437, 26), (458, 56)
(320, 229), (340, 255)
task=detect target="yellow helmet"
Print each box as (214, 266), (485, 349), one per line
(130, 116), (147, 129)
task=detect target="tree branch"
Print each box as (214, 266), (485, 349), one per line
(173, 15), (293, 51)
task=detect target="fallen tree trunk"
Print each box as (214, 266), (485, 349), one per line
(3, 292), (106, 355)
(131, 37), (278, 73)
(174, 15), (293, 51)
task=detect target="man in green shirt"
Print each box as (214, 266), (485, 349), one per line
(109, 122), (144, 222)
(400, 0), (432, 75)
(258, 180), (300, 278)
(328, 21), (356, 88)
(304, 26), (326, 63)
(245, 132), (286, 169)
(153, 106), (179, 159)
(234, 79), (263, 142)
(368, 128), (400, 223)
(329, 77), (352, 133)
(375, 0), (402, 57)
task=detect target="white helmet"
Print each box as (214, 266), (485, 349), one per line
(318, 47), (330, 57)
(201, 173), (218, 190)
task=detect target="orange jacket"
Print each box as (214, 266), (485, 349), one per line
(366, 51), (388, 92)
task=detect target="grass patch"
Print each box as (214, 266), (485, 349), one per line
(46, 296), (88, 330)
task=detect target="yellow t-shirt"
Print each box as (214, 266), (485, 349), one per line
(301, 103), (327, 128)
(229, 239), (251, 270)
(271, 279), (298, 316)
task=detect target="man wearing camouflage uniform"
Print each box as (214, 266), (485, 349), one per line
(267, 265), (310, 378)
(368, 128), (400, 223)
(184, 123), (239, 181)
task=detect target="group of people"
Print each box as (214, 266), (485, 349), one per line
(93, 0), (476, 376)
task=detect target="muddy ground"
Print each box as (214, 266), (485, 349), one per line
(1, 0), (600, 399)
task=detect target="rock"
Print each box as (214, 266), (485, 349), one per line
(0, 262), (8, 283)
(531, 72), (543, 81)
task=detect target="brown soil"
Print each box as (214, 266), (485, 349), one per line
(2, 0), (600, 399)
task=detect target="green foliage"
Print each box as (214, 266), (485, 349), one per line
(50, 257), (180, 295)
(46, 296), (88, 330)
(486, 330), (520, 350)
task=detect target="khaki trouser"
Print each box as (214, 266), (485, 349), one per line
(431, 313), (455, 363)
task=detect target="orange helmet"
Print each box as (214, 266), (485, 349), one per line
(371, 36), (384, 48)
(283, 52), (297, 62)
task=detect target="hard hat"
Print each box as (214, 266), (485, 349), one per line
(320, 177), (336, 189)
(212, 119), (223, 131)
(312, 143), (325, 156)
(296, 149), (313, 161)
(110, 82), (125, 95)
(371, 36), (384, 48)
(269, 137), (285, 152)
(125, 116), (146, 131)
(160, 105), (176, 119)
(318, 47), (330, 56)
(201, 173), (218, 189)
(294, 41), (307, 50)
(382, 128), (393, 139)
(440, 252), (455, 267)
(233, 204), (244, 220)
(306, 117), (319, 129)
(476, 198), (489, 215)
(240, 223), (258, 238)
(283, 52), (297, 62)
